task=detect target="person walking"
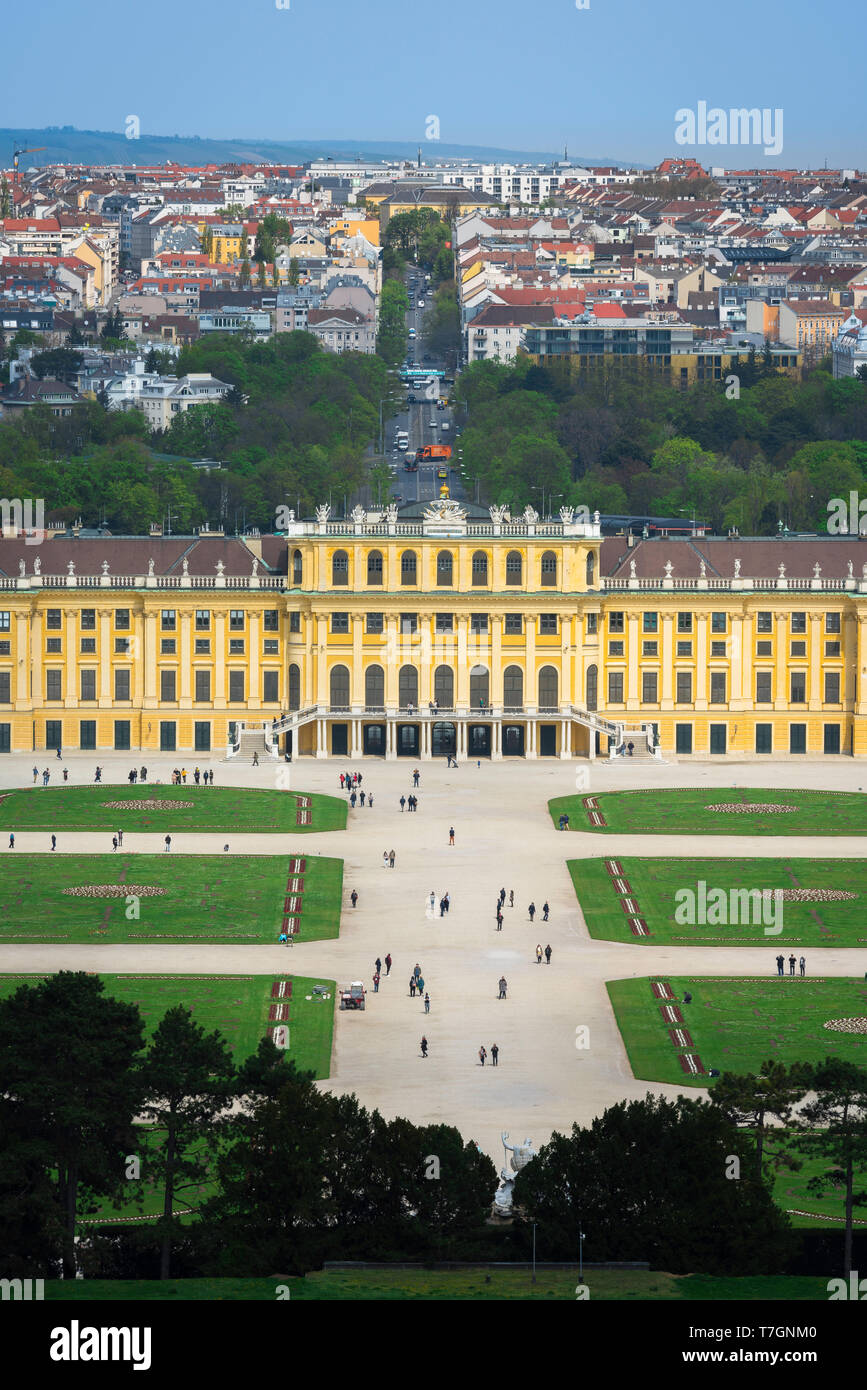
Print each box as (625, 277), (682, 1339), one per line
(112, 836), (118, 852)
(340, 774), (345, 789)
(788, 953), (797, 977)
(417, 974), (425, 995)
(368, 794), (374, 808)
(410, 977), (417, 998)
(498, 976), (507, 999)
(63, 768), (68, 782)
(776, 953), (784, 976)
(350, 791), (357, 808)
(389, 849), (395, 868)
(479, 1045), (487, 1067)
(140, 766), (147, 782)
(56, 746), (62, 760)
(8, 833), (13, 849)
(32, 766), (38, 784)
(420, 1036), (428, 1058)
(449, 826), (455, 845)
(443, 892), (450, 913)
(373, 971), (380, 993)
(350, 889), (358, 907)
(95, 766), (102, 782)
(509, 889), (514, 908)
(413, 769), (420, 787)
(627, 741), (634, 756)
(429, 891), (436, 915)
(439, 896), (445, 917)
(424, 992), (430, 1013)
(385, 953), (392, 976)
(799, 955), (806, 977)
(50, 834), (56, 851)
(359, 791), (365, 807)
(536, 944), (543, 965)
(529, 902), (536, 922)
(413, 964), (422, 981)
(400, 795), (406, 812)
(491, 1043), (499, 1067)
(544, 944), (552, 965)
(164, 835), (171, 852)
(252, 751), (259, 767)
(117, 829), (123, 848)
(375, 956), (382, 976)
(383, 851), (389, 869)
(496, 909), (503, 931)
(43, 769), (49, 786)
(499, 888), (506, 907)
(542, 901), (550, 922)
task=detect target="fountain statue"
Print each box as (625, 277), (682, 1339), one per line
(492, 1132), (538, 1216)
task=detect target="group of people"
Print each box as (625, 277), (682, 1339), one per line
(429, 890), (451, 917)
(556, 813), (571, 831)
(382, 849), (396, 868)
(776, 954), (806, 977)
(341, 771), (374, 809)
(169, 767), (214, 786)
(125, 768), (149, 783)
(478, 1043), (500, 1067)
(371, 952), (394, 992)
(492, 888), (550, 931)
(399, 795), (420, 812)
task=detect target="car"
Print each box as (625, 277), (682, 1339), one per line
(418, 299), (425, 307)
(436, 466), (448, 480)
(339, 981), (366, 1011)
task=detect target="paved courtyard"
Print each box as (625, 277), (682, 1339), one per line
(1, 751), (866, 1165)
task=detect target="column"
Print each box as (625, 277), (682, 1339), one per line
(527, 717), (536, 759)
(30, 610), (42, 711)
(626, 612), (640, 708)
(559, 613), (571, 708)
(661, 613), (674, 708)
(560, 719), (569, 757)
(524, 613), (536, 710)
(248, 611), (260, 709)
(315, 615), (328, 705)
(386, 717), (396, 760)
(179, 611), (192, 705)
(65, 611), (77, 705)
(385, 615), (399, 707)
(421, 719), (431, 759)
(456, 616), (470, 705)
(457, 720), (466, 757)
(695, 613), (708, 708)
(491, 612), (503, 707)
(351, 612), (363, 705)
(740, 612), (753, 707)
(133, 608), (145, 711)
(16, 613), (29, 705)
(808, 613), (822, 709)
(98, 608), (112, 703)
(350, 718), (362, 758)
(213, 611), (226, 709)
(420, 618), (432, 707)
(728, 612), (744, 710)
(774, 613), (787, 710)
(492, 719), (501, 761)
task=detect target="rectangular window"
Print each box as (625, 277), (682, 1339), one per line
(790, 672), (806, 703)
(229, 610), (245, 630)
(161, 609), (176, 631)
(756, 672), (772, 703)
(46, 638), (62, 654)
(160, 670), (176, 702)
(709, 724), (727, 755)
(161, 639), (176, 655)
(710, 641), (726, 657)
(586, 612), (598, 635)
(264, 639), (278, 655)
(80, 609), (96, 630)
(825, 641), (840, 658)
(470, 614), (488, 634)
(642, 641), (658, 656)
(80, 719), (96, 750)
(400, 613), (418, 635)
(46, 609), (61, 630)
(229, 670), (245, 702)
(0, 613), (10, 632)
(115, 609), (130, 630)
(608, 641), (624, 656)
(826, 612), (841, 634)
(791, 612), (806, 634)
(0, 643), (8, 656)
(790, 641), (806, 657)
(824, 723), (841, 754)
(195, 609), (210, 630)
(0, 722), (9, 752)
(539, 614), (557, 635)
(677, 613), (693, 633)
(0, 672), (9, 704)
(115, 637), (130, 653)
(289, 611), (301, 633)
(263, 610), (279, 631)
(366, 612), (384, 635)
(755, 723), (773, 754)
(331, 613), (349, 634)
(608, 612), (624, 632)
(79, 670), (96, 701)
(159, 721), (176, 752)
(789, 723), (807, 754)
(756, 640), (772, 656)
(675, 723), (692, 754)
(710, 672), (726, 704)
(641, 671), (658, 703)
(676, 671), (692, 702)
(195, 670), (211, 702)
(263, 670), (279, 702)
(676, 640), (692, 657)
(643, 612), (658, 633)
(194, 721), (211, 751)
(825, 671), (841, 703)
(114, 670), (130, 701)
(435, 614), (454, 633)
(195, 639), (210, 655)
(46, 669), (62, 700)
(114, 720), (131, 751)
(711, 612), (726, 633)
(756, 612), (772, 634)
(608, 671), (624, 702)
(505, 614), (522, 635)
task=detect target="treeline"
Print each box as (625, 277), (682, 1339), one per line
(3, 974), (865, 1280)
(456, 356), (867, 532)
(0, 333), (389, 532)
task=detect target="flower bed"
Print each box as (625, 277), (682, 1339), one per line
(62, 885), (168, 898)
(777, 889), (858, 902)
(707, 803), (798, 814)
(823, 1018), (867, 1034)
(101, 799), (195, 811)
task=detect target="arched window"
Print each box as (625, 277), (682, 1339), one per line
(436, 550), (453, 587)
(505, 550), (522, 586)
(586, 663), (598, 712)
(503, 664), (523, 709)
(470, 665), (489, 708)
(292, 549), (303, 586)
(330, 664), (350, 709)
(585, 551), (595, 586)
(365, 664), (384, 708)
(288, 663), (301, 711)
(541, 550), (557, 587)
(434, 665), (454, 707)
(472, 550), (489, 586)
(401, 550), (417, 586)
(539, 665), (558, 709)
(332, 549), (349, 586)
(399, 665), (418, 707)
(367, 549), (383, 585)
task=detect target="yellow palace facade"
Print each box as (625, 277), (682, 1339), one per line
(0, 503), (864, 761)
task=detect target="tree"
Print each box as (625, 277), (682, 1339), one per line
(0, 176), (10, 219)
(377, 278), (409, 366)
(139, 1006), (236, 1279)
(793, 1057), (867, 1279)
(101, 307), (126, 342)
(709, 1060), (811, 1183)
(287, 257), (300, 288)
(0, 973), (144, 1278)
(30, 347), (84, 383)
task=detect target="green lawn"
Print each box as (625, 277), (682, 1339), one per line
(550, 787), (867, 836)
(0, 853), (342, 943)
(571, 856), (867, 945)
(0, 784), (346, 833)
(40, 1270), (830, 1300)
(769, 1139), (867, 1230)
(607, 976), (867, 1089)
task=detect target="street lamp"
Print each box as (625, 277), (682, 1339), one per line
(579, 1225), (586, 1282)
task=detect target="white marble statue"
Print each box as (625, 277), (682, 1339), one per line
(489, 504), (507, 525)
(351, 504), (365, 524)
(101, 560), (109, 576)
(493, 1132), (539, 1216)
(182, 557), (189, 576)
(385, 502), (399, 524)
(251, 556), (259, 576)
(559, 504), (574, 525)
(315, 504), (331, 525)
(664, 559), (673, 578)
(629, 558), (636, 579)
(848, 560), (854, 579)
(33, 557), (41, 575)
(215, 559), (225, 576)
(18, 559), (25, 577)
(778, 562), (786, 579)
(67, 560), (75, 576)
(148, 557), (155, 576)
(522, 505), (539, 525)
(734, 558), (741, 578)
(813, 561), (821, 578)
(699, 559), (706, 578)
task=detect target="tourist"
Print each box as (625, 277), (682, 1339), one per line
(543, 902), (550, 922)
(375, 956), (382, 975)
(410, 977), (416, 998)
(224, 844), (229, 853)
(62, 769), (68, 782)
(509, 890), (514, 908)
(389, 849), (395, 868)
(544, 944), (552, 965)
(252, 751), (259, 766)
(413, 769), (420, 787)
(498, 976), (507, 999)
(385, 953), (392, 976)
(164, 835), (171, 852)
(360, 791), (365, 806)
(414, 963), (421, 980)
(424, 992), (430, 1013)
(627, 741), (634, 756)
(32, 766), (38, 784)
(128, 770), (135, 784)
(194, 768), (200, 785)
(491, 1043), (499, 1067)
(112, 837), (118, 852)
(417, 974), (425, 994)
(789, 954), (796, 976)
(340, 774), (345, 789)
(55, 747), (62, 760)
(420, 1036), (428, 1058)
(496, 910), (503, 931)
(444, 892), (450, 913)
(499, 888), (506, 907)
(439, 897), (445, 917)
(529, 902), (536, 922)
(368, 794), (374, 808)
(94, 767), (102, 782)
(429, 891), (436, 914)
(131, 768), (137, 783)
(350, 791), (357, 808)
(140, 767), (147, 782)
(400, 795), (406, 812)
(800, 955), (806, 977)
(449, 826), (455, 845)
(776, 954), (785, 976)
(50, 835), (56, 851)
(383, 851), (389, 869)
(536, 944), (543, 965)
(43, 769), (50, 786)
(350, 889), (358, 907)
(8, 833), (13, 849)
(117, 830), (123, 847)
(479, 1045), (487, 1066)
(278, 930), (288, 947)
(181, 769), (188, 783)
(682, 991), (692, 1005)
(373, 971), (380, 993)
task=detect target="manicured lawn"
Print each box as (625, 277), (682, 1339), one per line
(571, 856), (867, 946)
(550, 787), (867, 836)
(607, 976), (867, 1090)
(769, 1140), (867, 1230)
(0, 853), (343, 943)
(0, 784), (346, 833)
(41, 1270), (830, 1300)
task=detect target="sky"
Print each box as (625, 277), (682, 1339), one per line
(2, 0), (864, 167)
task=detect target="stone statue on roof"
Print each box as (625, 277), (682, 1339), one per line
(148, 557), (155, 576)
(101, 560), (109, 575)
(33, 556), (41, 575)
(215, 559), (225, 576)
(18, 559), (25, 577)
(182, 557), (189, 575)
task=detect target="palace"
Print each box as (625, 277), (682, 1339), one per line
(0, 499), (863, 761)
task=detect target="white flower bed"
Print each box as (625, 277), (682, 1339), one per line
(823, 1018), (867, 1034)
(707, 803), (798, 814)
(776, 889), (858, 902)
(101, 799), (194, 810)
(62, 885), (168, 898)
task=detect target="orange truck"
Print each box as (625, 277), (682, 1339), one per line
(414, 444), (452, 463)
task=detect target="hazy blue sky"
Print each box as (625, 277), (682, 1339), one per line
(3, 0), (863, 166)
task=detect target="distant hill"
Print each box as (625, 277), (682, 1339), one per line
(1, 127), (639, 172)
